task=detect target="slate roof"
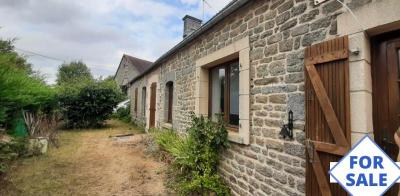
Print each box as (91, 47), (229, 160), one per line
(114, 54), (152, 81)
(122, 54), (152, 74)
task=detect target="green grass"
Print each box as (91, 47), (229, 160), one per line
(0, 119), (145, 196)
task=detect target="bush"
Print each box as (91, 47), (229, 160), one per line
(58, 78), (124, 128)
(0, 138), (28, 174)
(113, 105), (131, 123)
(0, 53), (57, 128)
(152, 113), (230, 195)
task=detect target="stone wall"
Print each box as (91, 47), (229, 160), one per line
(129, 0), (375, 195)
(130, 77), (147, 127)
(115, 58), (140, 87)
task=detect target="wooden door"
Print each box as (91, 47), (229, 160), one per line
(372, 31), (400, 196)
(149, 82), (157, 128)
(305, 36), (351, 196)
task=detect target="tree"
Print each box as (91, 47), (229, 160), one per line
(0, 38), (15, 53)
(0, 38), (32, 74)
(0, 54), (56, 126)
(56, 61), (93, 85)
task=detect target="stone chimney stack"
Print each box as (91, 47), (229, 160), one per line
(183, 15), (202, 38)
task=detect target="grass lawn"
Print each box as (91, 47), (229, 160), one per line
(0, 120), (167, 196)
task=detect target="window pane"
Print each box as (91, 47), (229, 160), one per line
(229, 62), (239, 126)
(211, 67), (225, 121)
(166, 82), (173, 123)
(142, 88), (146, 116)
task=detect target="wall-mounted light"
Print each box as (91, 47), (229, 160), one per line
(280, 110), (294, 139)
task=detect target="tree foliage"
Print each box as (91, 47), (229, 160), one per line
(56, 61), (93, 85)
(112, 104), (131, 123)
(0, 43), (56, 127)
(0, 38), (32, 74)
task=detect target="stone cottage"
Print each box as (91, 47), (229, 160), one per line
(114, 54), (152, 93)
(127, 0), (400, 195)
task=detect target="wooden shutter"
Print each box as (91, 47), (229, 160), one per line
(134, 88), (138, 116)
(149, 83), (157, 128)
(305, 36), (351, 196)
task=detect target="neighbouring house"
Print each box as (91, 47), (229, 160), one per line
(114, 54), (152, 94)
(127, 0), (400, 195)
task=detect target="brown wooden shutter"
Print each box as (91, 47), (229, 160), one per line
(304, 36), (351, 196)
(134, 88), (138, 116)
(149, 83), (157, 128)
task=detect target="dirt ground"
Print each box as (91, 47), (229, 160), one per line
(0, 120), (169, 196)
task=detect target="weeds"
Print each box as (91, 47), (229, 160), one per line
(152, 113), (230, 195)
(0, 138), (27, 174)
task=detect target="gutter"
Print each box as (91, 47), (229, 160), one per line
(129, 0), (250, 85)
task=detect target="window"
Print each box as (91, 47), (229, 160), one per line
(209, 60), (239, 130)
(166, 81), (174, 123)
(142, 87), (146, 116)
(134, 88), (138, 115)
(195, 36), (250, 144)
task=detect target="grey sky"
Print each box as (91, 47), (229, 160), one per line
(0, 0), (231, 83)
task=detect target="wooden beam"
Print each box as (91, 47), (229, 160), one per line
(313, 141), (349, 156)
(305, 64), (349, 147)
(311, 150), (332, 196)
(305, 49), (348, 65)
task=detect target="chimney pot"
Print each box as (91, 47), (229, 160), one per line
(183, 15), (202, 38)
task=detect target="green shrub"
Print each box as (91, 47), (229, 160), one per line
(58, 78), (124, 128)
(0, 138), (28, 174)
(113, 105), (131, 123)
(0, 54), (57, 127)
(152, 114), (230, 195)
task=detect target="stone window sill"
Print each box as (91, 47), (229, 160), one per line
(228, 131), (246, 144)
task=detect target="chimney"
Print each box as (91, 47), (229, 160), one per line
(183, 15), (202, 38)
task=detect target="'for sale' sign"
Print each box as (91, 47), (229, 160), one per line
(329, 136), (400, 195)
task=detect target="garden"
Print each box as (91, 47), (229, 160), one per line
(0, 38), (232, 195)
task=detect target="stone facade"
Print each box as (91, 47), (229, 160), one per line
(129, 69), (160, 129)
(115, 55), (152, 91)
(128, 0), (383, 195)
(115, 57), (139, 87)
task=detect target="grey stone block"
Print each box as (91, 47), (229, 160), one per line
(288, 93), (305, 120)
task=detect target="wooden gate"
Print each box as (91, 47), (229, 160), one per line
(149, 82), (157, 128)
(305, 36), (351, 196)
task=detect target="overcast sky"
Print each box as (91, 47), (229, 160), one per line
(0, 0), (231, 84)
